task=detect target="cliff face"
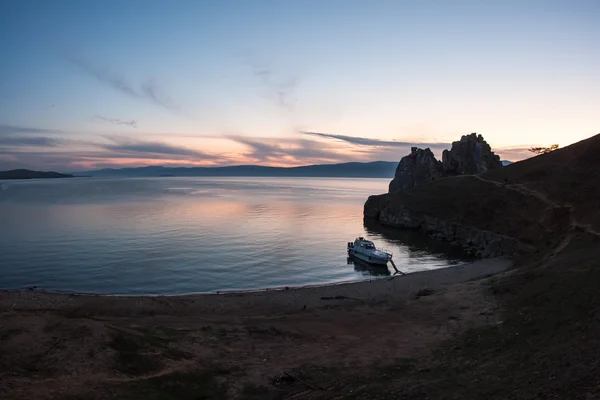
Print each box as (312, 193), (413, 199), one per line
(388, 133), (501, 195)
(365, 193), (531, 257)
(388, 147), (445, 194)
(442, 133), (502, 175)
(366, 133), (600, 258)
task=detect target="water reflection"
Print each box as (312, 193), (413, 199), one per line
(0, 177), (471, 294)
(347, 255), (391, 276)
(363, 218), (473, 260)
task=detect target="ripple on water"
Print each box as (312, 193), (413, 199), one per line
(0, 177), (471, 294)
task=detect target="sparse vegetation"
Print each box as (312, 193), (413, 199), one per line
(528, 144), (559, 154)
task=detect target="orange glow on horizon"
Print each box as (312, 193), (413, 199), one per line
(64, 142), (543, 170)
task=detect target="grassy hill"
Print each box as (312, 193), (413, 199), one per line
(356, 134), (600, 398)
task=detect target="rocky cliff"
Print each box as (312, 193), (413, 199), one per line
(388, 133), (502, 195)
(365, 133), (598, 258)
(442, 133), (502, 175)
(364, 192), (536, 257)
(388, 147), (445, 194)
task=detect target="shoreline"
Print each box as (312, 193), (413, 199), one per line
(2, 259), (470, 297)
(0, 256), (516, 399)
(0, 257), (512, 317)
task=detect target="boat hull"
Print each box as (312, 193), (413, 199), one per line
(347, 255), (391, 276)
(347, 248), (389, 265)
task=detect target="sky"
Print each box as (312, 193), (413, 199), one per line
(0, 0), (598, 171)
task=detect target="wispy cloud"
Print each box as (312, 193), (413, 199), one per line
(95, 116), (137, 128)
(1, 136), (230, 171)
(302, 131), (535, 162)
(0, 124), (62, 136)
(228, 135), (354, 164)
(66, 56), (179, 110)
(252, 66), (299, 112)
(101, 136), (219, 159)
(67, 56), (138, 97)
(301, 131), (449, 149)
(0, 136), (65, 147)
(141, 79), (177, 110)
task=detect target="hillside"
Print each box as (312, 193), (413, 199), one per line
(357, 134), (600, 398)
(365, 134), (600, 257)
(0, 169), (73, 180)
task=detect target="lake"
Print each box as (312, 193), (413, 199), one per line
(0, 177), (469, 294)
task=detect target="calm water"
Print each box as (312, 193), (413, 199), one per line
(0, 177), (469, 294)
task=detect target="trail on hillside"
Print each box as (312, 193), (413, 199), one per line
(470, 175), (561, 208)
(465, 175), (600, 238)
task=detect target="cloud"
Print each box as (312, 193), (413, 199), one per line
(67, 56), (138, 97)
(0, 124), (62, 136)
(141, 79), (177, 110)
(302, 131), (538, 163)
(252, 67), (299, 111)
(228, 135), (355, 164)
(95, 116), (137, 128)
(67, 56), (179, 110)
(0, 136), (65, 147)
(0, 136), (230, 171)
(301, 131), (449, 149)
(101, 136), (219, 159)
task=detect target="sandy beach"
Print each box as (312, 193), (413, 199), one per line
(0, 258), (511, 399)
(1, 257), (511, 317)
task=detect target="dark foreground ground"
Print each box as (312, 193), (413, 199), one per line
(1, 260), (511, 400)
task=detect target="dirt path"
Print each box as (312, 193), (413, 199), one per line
(466, 175), (600, 238)
(470, 174), (562, 208)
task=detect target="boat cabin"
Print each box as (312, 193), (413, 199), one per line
(352, 237), (376, 249)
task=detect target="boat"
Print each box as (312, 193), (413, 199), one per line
(347, 237), (392, 265)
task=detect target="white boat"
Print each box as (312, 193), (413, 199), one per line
(347, 237), (392, 265)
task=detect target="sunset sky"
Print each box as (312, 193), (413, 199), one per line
(0, 0), (598, 171)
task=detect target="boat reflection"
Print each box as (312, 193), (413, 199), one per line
(347, 255), (391, 276)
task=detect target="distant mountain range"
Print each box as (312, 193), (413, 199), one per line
(0, 169), (74, 180)
(73, 161), (400, 178)
(0, 160), (514, 180)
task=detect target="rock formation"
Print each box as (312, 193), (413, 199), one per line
(442, 133), (502, 175)
(364, 193), (528, 257)
(388, 133), (501, 194)
(367, 132), (513, 257)
(388, 147), (445, 194)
